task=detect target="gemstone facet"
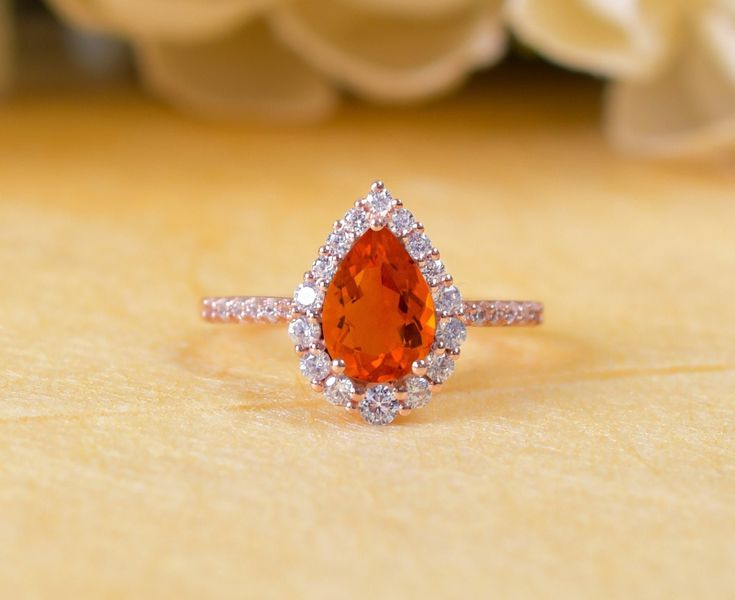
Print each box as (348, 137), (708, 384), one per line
(321, 228), (436, 383)
(404, 376), (432, 409)
(288, 317), (321, 346)
(323, 375), (355, 406)
(359, 385), (400, 425)
(299, 350), (332, 382)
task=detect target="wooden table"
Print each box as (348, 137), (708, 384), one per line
(1, 78), (733, 598)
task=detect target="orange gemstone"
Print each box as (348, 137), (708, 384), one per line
(322, 228), (436, 383)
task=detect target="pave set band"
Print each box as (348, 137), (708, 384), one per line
(202, 296), (543, 327)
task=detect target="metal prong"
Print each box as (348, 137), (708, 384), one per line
(441, 274), (454, 287)
(370, 217), (386, 231)
(311, 382), (324, 393)
(331, 359), (346, 375)
(370, 180), (385, 193)
(412, 359), (427, 376)
(399, 407), (412, 417)
(448, 348), (461, 361)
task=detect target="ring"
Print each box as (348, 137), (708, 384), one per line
(202, 181), (543, 425)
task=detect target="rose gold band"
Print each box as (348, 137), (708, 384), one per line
(201, 296), (543, 327)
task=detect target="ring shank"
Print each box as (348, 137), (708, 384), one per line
(201, 296), (543, 327)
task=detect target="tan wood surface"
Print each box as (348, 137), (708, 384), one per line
(1, 79), (734, 599)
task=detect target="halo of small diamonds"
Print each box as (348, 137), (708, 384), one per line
(289, 181), (465, 424)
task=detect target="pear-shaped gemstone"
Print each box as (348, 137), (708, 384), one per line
(322, 228), (436, 383)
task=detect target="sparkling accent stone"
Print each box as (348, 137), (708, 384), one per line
(388, 208), (415, 237)
(459, 300), (543, 327)
(343, 207), (369, 236)
(421, 258), (446, 286)
(311, 255), (337, 282)
(434, 285), (463, 315)
(224, 298), (244, 320)
(325, 229), (354, 258)
(322, 228), (436, 383)
(288, 317), (321, 346)
(359, 384), (399, 425)
(323, 375), (355, 407)
(404, 376), (431, 409)
(242, 297), (260, 320)
(299, 350), (332, 382)
(405, 230), (433, 262)
(258, 297), (281, 322)
(425, 352), (455, 384)
(365, 189), (393, 217)
(203, 296), (293, 322)
(294, 283), (321, 309)
(436, 317), (467, 350)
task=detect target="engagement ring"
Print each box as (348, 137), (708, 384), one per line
(202, 181), (543, 425)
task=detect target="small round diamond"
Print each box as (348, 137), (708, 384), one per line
(325, 229), (353, 257)
(425, 352), (455, 384)
(242, 297), (259, 320)
(421, 259), (446, 286)
(434, 285), (463, 315)
(388, 208), (415, 237)
(365, 189), (393, 217)
(359, 384), (400, 425)
(258, 298), (281, 322)
(436, 317), (467, 350)
(405, 231), (432, 261)
(299, 350), (332, 382)
(323, 375), (355, 407)
(288, 317), (321, 346)
(224, 298), (244, 321)
(404, 376), (431, 409)
(312, 255), (337, 282)
(294, 283), (321, 309)
(343, 207), (369, 236)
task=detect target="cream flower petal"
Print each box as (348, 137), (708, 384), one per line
(337, 0), (477, 18)
(269, 0), (505, 102)
(0, 0), (12, 96)
(135, 18), (338, 121)
(507, 0), (676, 79)
(607, 7), (735, 156)
(47, 0), (271, 41)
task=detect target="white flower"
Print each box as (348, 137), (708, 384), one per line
(508, 0), (735, 156)
(48, 0), (506, 121)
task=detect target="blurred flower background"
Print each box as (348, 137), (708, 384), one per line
(3, 0), (735, 156)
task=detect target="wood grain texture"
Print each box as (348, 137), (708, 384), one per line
(0, 79), (734, 599)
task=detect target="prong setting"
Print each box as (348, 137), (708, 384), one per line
(288, 181), (465, 424)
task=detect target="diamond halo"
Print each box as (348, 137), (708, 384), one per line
(289, 180), (465, 424)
